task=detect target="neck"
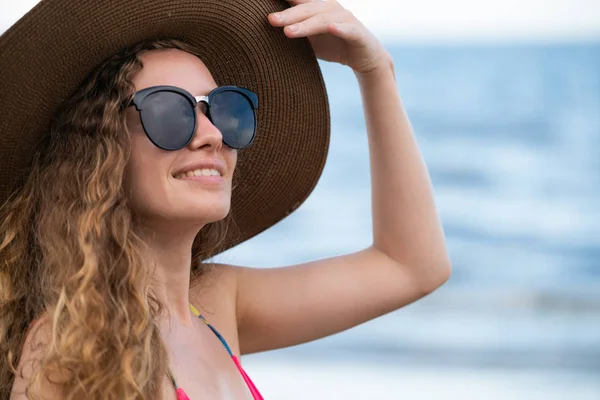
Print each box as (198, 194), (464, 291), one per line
(138, 223), (202, 327)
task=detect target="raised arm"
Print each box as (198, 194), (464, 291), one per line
(215, 0), (451, 354)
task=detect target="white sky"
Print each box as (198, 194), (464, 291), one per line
(1, 0), (600, 42)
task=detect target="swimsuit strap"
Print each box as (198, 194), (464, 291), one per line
(167, 304), (234, 386)
(188, 304), (233, 356)
(167, 366), (178, 389)
(167, 366), (191, 400)
(167, 304), (263, 400)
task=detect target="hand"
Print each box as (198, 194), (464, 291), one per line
(268, 0), (392, 75)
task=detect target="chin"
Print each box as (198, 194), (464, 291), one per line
(182, 202), (231, 224)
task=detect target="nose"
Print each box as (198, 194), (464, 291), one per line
(186, 102), (223, 151)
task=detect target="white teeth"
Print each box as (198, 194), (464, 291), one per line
(175, 168), (221, 179)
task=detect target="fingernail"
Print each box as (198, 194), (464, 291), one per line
(288, 24), (299, 32)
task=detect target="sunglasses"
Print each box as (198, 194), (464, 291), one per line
(128, 85), (258, 151)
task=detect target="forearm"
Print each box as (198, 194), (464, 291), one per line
(355, 57), (451, 286)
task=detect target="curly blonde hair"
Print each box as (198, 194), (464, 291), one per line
(0, 38), (235, 399)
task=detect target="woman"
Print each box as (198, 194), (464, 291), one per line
(0, 0), (451, 399)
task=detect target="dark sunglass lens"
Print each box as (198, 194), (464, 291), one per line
(140, 91), (195, 150)
(210, 91), (256, 149)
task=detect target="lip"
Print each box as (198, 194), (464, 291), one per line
(175, 175), (225, 186)
(172, 159), (226, 178)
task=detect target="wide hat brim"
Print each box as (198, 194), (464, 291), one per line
(0, 0), (330, 257)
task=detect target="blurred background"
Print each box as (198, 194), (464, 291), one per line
(229, 1), (600, 398)
(3, 0), (600, 399)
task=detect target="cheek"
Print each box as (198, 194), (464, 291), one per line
(127, 134), (170, 214)
(226, 148), (238, 176)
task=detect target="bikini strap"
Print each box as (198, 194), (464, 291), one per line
(167, 368), (191, 400)
(167, 366), (178, 389)
(189, 303), (234, 357)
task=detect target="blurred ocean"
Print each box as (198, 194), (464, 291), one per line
(216, 43), (600, 399)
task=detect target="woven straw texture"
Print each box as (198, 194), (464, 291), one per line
(0, 0), (330, 255)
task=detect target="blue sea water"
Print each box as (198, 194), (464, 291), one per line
(217, 43), (600, 376)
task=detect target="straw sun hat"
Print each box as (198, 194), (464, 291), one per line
(0, 0), (330, 254)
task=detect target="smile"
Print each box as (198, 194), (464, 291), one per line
(174, 168), (222, 179)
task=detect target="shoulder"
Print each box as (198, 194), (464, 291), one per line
(190, 262), (240, 304)
(10, 313), (65, 399)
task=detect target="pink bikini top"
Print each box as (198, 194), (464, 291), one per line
(166, 304), (264, 400)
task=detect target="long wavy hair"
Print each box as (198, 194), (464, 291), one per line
(0, 38), (237, 399)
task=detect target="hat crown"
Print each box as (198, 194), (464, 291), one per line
(0, 0), (330, 255)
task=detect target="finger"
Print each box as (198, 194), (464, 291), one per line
(327, 21), (363, 43)
(268, 1), (336, 27)
(283, 11), (351, 38)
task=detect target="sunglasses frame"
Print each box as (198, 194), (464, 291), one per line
(129, 85), (258, 151)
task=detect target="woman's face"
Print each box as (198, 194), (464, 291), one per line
(125, 49), (237, 228)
